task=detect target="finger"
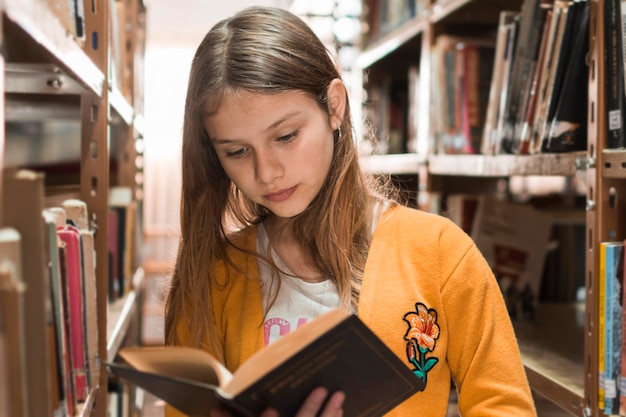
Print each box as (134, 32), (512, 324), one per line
(295, 387), (329, 417)
(259, 408), (280, 417)
(320, 391), (345, 417)
(209, 409), (232, 417)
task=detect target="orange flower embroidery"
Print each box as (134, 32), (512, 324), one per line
(403, 303), (440, 351)
(403, 303), (440, 387)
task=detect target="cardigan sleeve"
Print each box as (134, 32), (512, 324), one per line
(439, 226), (537, 417)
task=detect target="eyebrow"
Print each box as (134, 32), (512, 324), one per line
(210, 110), (302, 145)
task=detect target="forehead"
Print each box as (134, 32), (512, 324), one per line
(204, 90), (323, 138)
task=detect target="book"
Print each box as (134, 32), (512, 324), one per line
(602, 241), (624, 414)
(499, 0), (545, 154)
(56, 216), (89, 402)
(0, 228), (29, 417)
(529, 0), (569, 154)
(620, 237), (626, 415)
(433, 35), (495, 154)
(600, 240), (607, 409)
(542, 0), (590, 153)
(63, 199), (100, 394)
(43, 208), (75, 416)
(606, 0), (626, 149)
(493, 14), (520, 154)
(2, 169), (54, 417)
(470, 197), (553, 321)
(106, 309), (424, 417)
(517, 8), (553, 154)
(482, 11), (518, 155)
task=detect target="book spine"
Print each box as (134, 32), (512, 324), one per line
(57, 226), (88, 402)
(620, 237), (626, 415)
(0, 228), (29, 417)
(604, 242), (624, 414)
(500, 0), (543, 154)
(600, 242), (607, 410)
(605, 0), (626, 148)
(2, 170), (54, 417)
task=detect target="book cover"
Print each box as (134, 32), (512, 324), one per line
(494, 15), (520, 155)
(63, 199), (100, 395)
(0, 228), (29, 417)
(529, 1), (568, 153)
(603, 241), (624, 414)
(57, 222), (88, 402)
(108, 208), (121, 301)
(600, 241), (607, 409)
(499, 0), (544, 154)
(2, 169), (54, 417)
(605, 0), (626, 149)
(470, 197), (553, 321)
(107, 309), (423, 417)
(43, 209), (73, 417)
(517, 8), (553, 154)
(542, 0), (590, 153)
(620, 237), (626, 415)
(482, 11), (517, 155)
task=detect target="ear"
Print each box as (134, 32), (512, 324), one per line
(326, 78), (347, 130)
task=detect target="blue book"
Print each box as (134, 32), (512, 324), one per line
(604, 241), (624, 415)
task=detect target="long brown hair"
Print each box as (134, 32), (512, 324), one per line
(165, 6), (389, 356)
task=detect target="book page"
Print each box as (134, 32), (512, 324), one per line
(224, 308), (350, 396)
(118, 346), (233, 387)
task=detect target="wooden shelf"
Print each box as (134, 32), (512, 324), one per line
(110, 86), (135, 126)
(601, 149), (626, 178)
(427, 152), (586, 177)
(3, 0), (104, 96)
(359, 152), (424, 174)
(515, 303), (586, 415)
(357, 15), (427, 69)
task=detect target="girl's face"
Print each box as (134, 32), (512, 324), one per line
(205, 85), (343, 219)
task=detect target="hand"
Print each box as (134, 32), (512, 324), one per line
(209, 387), (345, 417)
(261, 387), (345, 417)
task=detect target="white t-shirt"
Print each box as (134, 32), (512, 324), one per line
(256, 223), (340, 346)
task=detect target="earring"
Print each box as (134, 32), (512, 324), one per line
(335, 126), (342, 140)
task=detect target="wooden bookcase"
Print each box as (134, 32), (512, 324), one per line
(358, 0), (626, 416)
(0, 0), (146, 416)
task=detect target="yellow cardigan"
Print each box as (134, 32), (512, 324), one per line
(167, 204), (537, 416)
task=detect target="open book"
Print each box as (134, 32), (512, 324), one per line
(106, 309), (423, 417)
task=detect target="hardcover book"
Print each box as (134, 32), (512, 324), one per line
(106, 309), (423, 417)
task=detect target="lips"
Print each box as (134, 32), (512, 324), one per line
(264, 186), (297, 203)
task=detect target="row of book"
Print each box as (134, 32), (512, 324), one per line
(433, 0), (591, 156)
(365, 0), (427, 43)
(0, 169), (139, 417)
(598, 240), (626, 416)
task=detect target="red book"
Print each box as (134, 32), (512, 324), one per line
(57, 224), (88, 402)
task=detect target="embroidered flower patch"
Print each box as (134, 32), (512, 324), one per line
(403, 302), (440, 388)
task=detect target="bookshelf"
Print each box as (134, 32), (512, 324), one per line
(358, 0), (622, 415)
(0, 0), (146, 416)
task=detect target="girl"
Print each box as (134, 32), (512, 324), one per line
(165, 6), (537, 417)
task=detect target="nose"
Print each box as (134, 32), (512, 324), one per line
(254, 149), (283, 184)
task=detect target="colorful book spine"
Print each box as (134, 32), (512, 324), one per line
(57, 223), (88, 402)
(600, 242), (607, 410)
(621, 236), (626, 415)
(602, 241), (625, 414)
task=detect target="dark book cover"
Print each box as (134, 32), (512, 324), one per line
(107, 312), (424, 417)
(500, 0), (545, 154)
(542, 0), (590, 153)
(605, 0), (626, 148)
